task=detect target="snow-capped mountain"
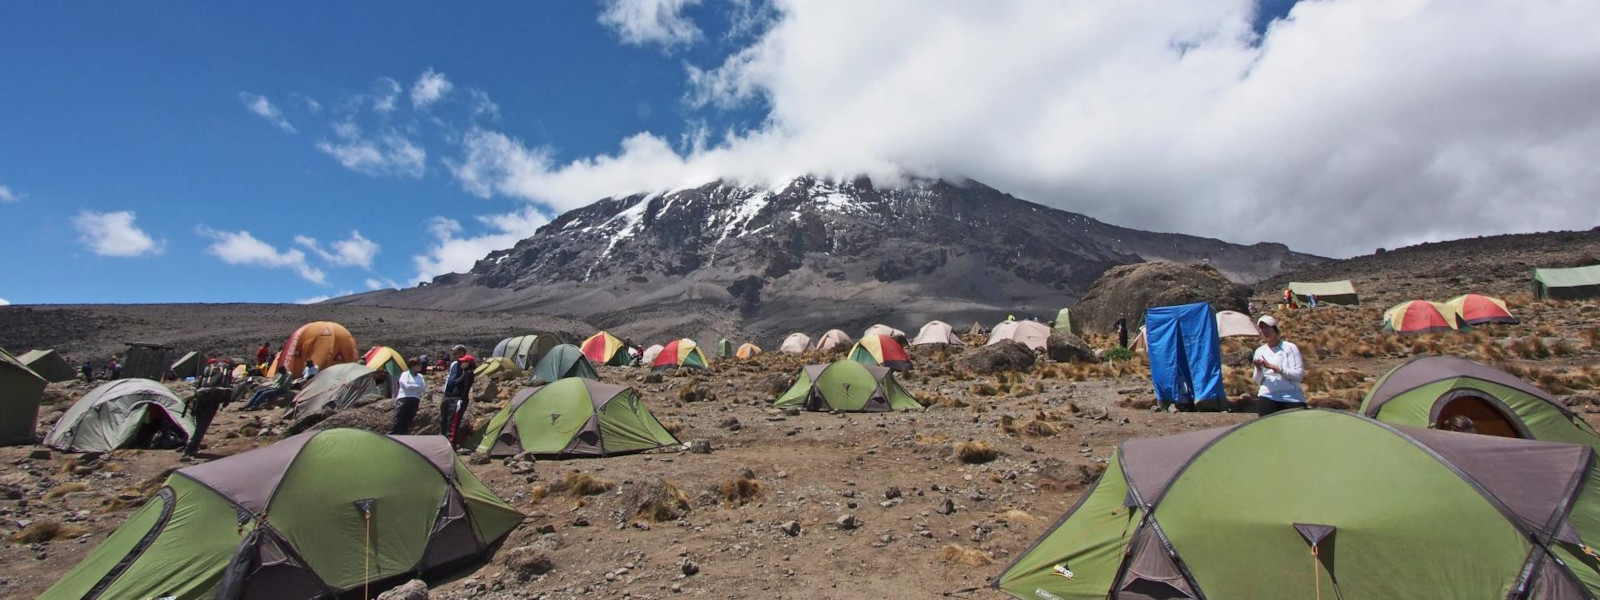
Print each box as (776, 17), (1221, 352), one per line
(338, 177), (1323, 342)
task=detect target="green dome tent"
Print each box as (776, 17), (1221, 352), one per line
(528, 344), (599, 385)
(1361, 355), (1600, 449)
(285, 363), (396, 419)
(42, 429), (522, 600)
(775, 360), (921, 412)
(476, 379), (679, 458)
(995, 410), (1600, 599)
(0, 348), (46, 446)
(44, 379), (195, 453)
(716, 338), (734, 359)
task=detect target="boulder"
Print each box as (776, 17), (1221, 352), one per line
(1073, 262), (1250, 334)
(1046, 333), (1097, 363)
(955, 341), (1035, 374)
(376, 580), (429, 600)
(503, 546), (555, 582)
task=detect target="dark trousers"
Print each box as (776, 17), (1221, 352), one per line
(391, 397), (421, 435)
(440, 396), (468, 445)
(1258, 398), (1306, 417)
(186, 388), (229, 456)
(245, 387), (281, 409)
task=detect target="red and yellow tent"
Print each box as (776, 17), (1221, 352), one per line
(651, 339), (709, 371)
(848, 334), (911, 371)
(1446, 294), (1518, 326)
(581, 331), (632, 366)
(1383, 301), (1462, 334)
(363, 346), (408, 380)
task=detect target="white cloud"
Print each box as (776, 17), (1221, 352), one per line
(198, 227), (327, 284)
(412, 207), (549, 284)
(0, 184), (23, 203)
(467, 88), (501, 120)
(316, 122), (426, 178)
(293, 93), (322, 115)
(411, 68), (454, 109)
(365, 277), (401, 291)
(294, 230), (380, 269)
(454, 0), (1600, 258)
(0, 298), (10, 306)
(296, 294), (333, 305)
(73, 210), (164, 258)
(599, 0), (702, 50)
(373, 78), (402, 113)
(238, 92), (296, 133)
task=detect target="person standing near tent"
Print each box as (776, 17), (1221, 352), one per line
(80, 361), (94, 383)
(1251, 316), (1306, 416)
(255, 342), (271, 369)
(1308, 293), (1319, 309)
(301, 359), (318, 380)
(440, 345), (476, 447)
(1115, 317), (1128, 349)
(184, 358), (232, 461)
(391, 358), (427, 435)
(108, 356), (122, 380)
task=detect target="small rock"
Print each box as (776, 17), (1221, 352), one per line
(779, 520), (801, 536)
(718, 417), (742, 431)
(884, 487), (902, 500)
(375, 579), (429, 600)
(503, 546), (555, 582)
(836, 514), (862, 530)
(937, 498), (956, 515)
(680, 558), (700, 577)
(687, 439), (713, 454)
(27, 450), (49, 461)
(536, 523), (556, 534)
(467, 453), (490, 466)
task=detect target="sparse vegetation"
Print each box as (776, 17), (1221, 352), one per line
(940, 543), (993, 567)
(549, 472), (613, 497)
(720, 471), (765, 506)
(630, 479), (691, 522)
(955, 440), (1000, 464)
(44, 482), (88, 500)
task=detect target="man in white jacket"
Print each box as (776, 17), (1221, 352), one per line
(1252, 315), (1307, 416)
(390, 358), (427, 435)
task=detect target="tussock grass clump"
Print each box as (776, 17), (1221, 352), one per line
(13, 520), (90, 543)
(1511, 337), (1552, 360)
(915, 433), (951, 446)
(528, 484), (549, 502)
(969, 383), (999, 396)
(660, 420), (685, 436)
(955, 440), (1000, 464)
(550, 472), (613, 497)
(720, 472), (765, 506)
(940, 543), (993, 567)
(1582, 327), (1600, 350)
(45, 482), (88, 500)
(925, 393), (967, 408)
(630, 479), (691, 522)
(996, 508), (1036, 524)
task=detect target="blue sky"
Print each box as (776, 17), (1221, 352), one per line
(5, 0), (1596, 306)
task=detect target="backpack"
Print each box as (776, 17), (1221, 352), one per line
(198, 364), (227, 389)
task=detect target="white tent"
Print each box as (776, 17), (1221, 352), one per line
(813, 329), (854, 352)
(1215, 310), (1262, 338)
(863, 324), (906, 341)
(779, 333), (811, 354)
(911, 321), (964, 346)
(986, 320), (1051, 352)
(641, 344), (665, 366)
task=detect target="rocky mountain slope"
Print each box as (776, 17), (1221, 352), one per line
(338, 177), (1322, 344)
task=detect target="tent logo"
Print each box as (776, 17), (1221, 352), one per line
(1051, 564), (1074, 580)
(1034, 589), (1065, 600)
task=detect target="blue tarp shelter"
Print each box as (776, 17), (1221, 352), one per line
(1146, 302), (1226, 411)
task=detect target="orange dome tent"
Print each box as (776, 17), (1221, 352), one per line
(1446, 294), (1518, 326)
(735, 343), (762, 359)
(269, 321), (358, 377)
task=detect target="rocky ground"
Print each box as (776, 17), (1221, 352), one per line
(2, 289), (1599, 599)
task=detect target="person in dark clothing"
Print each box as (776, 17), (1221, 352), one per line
(80, 362), (94, 383)
(109, 357), (122, 380)
(244, 369), (291, 410)
(184, 359), (233, 461)
(440, 345), (476, 447)
(1115, 317), (1129, 349)
(391, 358), (427, 435)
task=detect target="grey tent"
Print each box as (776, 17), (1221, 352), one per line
(18, 349), (76, 383)
(122, 342), (176, 380)
(1534, 264), (1600, 300)
(169, 350), (202, 380)
(492, 334), (562, 370)
(529, 344), (600, 385)
(285, 363), (396, 419)
(0, 349), (47, 446)
(44, 379), (195, 453)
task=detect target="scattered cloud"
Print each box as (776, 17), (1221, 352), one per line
(411, 68), (454, 109)
(411, 207), (548, 284)
(465, 0), (1600, 258)
(599, 0), (702, 50)
(373, 77), (402, 113)
(73, 210), (165, 257)
(295, 291), (351, 304)
(0, 298), (9, 306)
(238, 92), (296, 133)
(293, 93), (322, 115)
(197, 227), (327, 284)
(0, 184), (23, 203)
(294, 230), (380, 269)
(316, 122), (426, 178)
(364, 277), (401, 291)
(467, 88), (501, 120)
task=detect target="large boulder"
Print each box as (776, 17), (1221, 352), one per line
(955, 340), (1036, 374)
(1073, 262), (1250, 333)
(1046, 333), (1097, 363)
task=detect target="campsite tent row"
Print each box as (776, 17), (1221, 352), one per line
(1534, 264), (1600, 300)
(1383, 294), (1518, 334)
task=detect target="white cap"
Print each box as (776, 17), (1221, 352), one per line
(1257, 315), (1278, 328)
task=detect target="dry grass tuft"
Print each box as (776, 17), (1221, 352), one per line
(940, 543), (994, 567)
(720, 473), (765, 506)
(996, 509), (1036, 524)
(660, 420), (685, 436)
(969, 383), (999, 396)
(12, 520), (90, 543)
(955, 440), (1000, 464)
(550, 472), (613, 497)
(528, 484), (549, 502)
(44, 482), (88, 500)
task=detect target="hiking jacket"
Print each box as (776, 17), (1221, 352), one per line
(443, 355), (476, 399)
